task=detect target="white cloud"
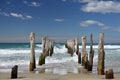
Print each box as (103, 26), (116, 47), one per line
(26, 15), (32, 19)
(81, 1), (120, 14)
(0, 11), (32, 20)
(10, 13), (23, 18)
(54, 18), (64, 22)
(80, 20), (110, 29)
(23, 1), (41, 7)
(31, 2), (41, 7)
(10, 13), (32, 19)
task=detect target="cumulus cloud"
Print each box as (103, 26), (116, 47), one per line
(0, 11), (32, 19)
(10, 13), (32, 19)
(81, 1), (120, 14)
(31, 2), (41, 7)
(54, 18), (64, 22)
(10, 13), (23, 18)
(80, 20), (110, 29)
(26, 15), (32, 19)
(23, 1), (41, 7)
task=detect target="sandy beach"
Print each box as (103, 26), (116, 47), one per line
(1, 71), (120, 80)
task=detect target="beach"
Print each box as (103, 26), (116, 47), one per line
(1, 0), (120, 79)
(0, 43), (120, 80)
(1, 71), (120, 80)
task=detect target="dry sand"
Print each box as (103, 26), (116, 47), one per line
(0, 71), (120, 80)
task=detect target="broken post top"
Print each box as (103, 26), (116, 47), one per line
(66, 39), (75, 48)
(90, 34), (93, 44)
(98, 32), (104, 49)
(81, 36), (86, 43)
(30, 32), (35, 43)
(81, 36), (86, 52)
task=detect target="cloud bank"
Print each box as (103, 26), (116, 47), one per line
(81, 0), (120, 14)
(0, 11), (32, 20)
(54, 18), (64, 22)
(23, 1), (41, 7)
(80, 20), (110, 29)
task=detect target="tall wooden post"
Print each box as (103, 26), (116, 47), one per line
(75, 38), (79, 55)
(65, 39), (75, 56)
(81, 36), (88, 68)
(29, 32), (36, 71)
(50, 40), (54, 56)
(97, 32), (105, 75)
(38, 37), (54, 65)
(38, 37), (46, 66)
(88, 34), (94, 71)
(75, 38), (81, 64)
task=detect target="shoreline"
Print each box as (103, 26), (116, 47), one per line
(1, 71), (120, 80)
(0, 71), (103, 80)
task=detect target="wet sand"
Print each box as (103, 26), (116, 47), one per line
(1, 71), (120, 80)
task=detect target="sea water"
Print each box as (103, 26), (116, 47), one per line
(0, 43), (120, 74)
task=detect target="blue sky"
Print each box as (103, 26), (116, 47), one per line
(0, 0), (120, 43)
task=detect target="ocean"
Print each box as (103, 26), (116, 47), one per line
(0, 43), (120, 74)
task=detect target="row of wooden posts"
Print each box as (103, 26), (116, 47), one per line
(10, 32), (114, 79)
(29, 32), (113, 79)
(65, 34), (95, 72)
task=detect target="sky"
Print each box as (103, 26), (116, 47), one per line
(0, 0), (120, 43)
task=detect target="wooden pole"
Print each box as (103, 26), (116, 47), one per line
(11, 65), (18, 79)
(82, 36), (86, 66)
(38, 37), (54, 65)
(38, 37), (46, 66)
(75, 38), (81, 64)
(81, 36), (88, 68)
(97, 32), (105, 75)
(29, 32), (36, 71)
(75, 38), (79, 55)
(88, 34), (94, 71)
(105, 69), (114, 79)
(65, 39), (75, 56)
(50, 40), (54, 56)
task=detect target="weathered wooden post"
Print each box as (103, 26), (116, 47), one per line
(65, 39), (75, 56)
(38, 37), (54, 65)
(42, 37), (46, 54)
(97, 32), (105, 75)
(38, 37), (46, 66)
(78, 52), (81, 64)
(50, 40), (54, 56)
(11, 65), (18, 79)
(38, 53), (45, 65)
(81, 36), (88, 69)
(88, 34), (94, 71)
(75, 38), (79, 55)
(105, 69), (114, 79)
(45, 39), (50, 56)
(75, 38), (81, 64)
(81, 36), (86, 66)
(29, 32), (36, 71)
